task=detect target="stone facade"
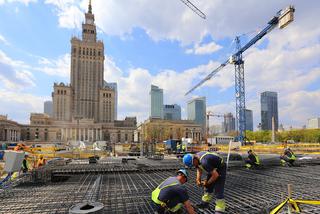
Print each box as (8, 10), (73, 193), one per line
(52, 83), (73, 121)
(19, 114), (136, 143)
(0, 115), (21, 142)
(136, 118), (203, 143)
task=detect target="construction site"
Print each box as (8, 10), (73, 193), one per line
(1, 0), (320, 214)
(1, 150), (320, 214)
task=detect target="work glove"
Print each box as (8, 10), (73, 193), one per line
(196, 179), (202, 186)
(201, 180), (210, 188)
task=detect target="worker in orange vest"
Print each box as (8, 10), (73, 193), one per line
(37, 155), (46, 168)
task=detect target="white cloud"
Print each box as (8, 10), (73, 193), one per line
(0, 0), (37, 5)
(45, 0), (320, 46)
(186, 41), (222, 55)
(104, 56), (211, 121)
(0, 34), (9, 45)
(37, 53), (70, 78)
(0, 89), (49, 123)
(45, 0), (83, 29)
(0, 50), (35, 90)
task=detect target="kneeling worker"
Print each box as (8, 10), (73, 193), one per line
(151, 169), (195, 214)
(183, 152), (226, 214)
(245, 150), (260, 169)
(280, 148), (296, 167)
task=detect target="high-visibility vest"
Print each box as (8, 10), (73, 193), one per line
(151, 177), (183, 212)
(37, 159), (46, 167)
(198, 151), (223, 173)
(253, 153), (260, 165)
(288, 151), (296, 160)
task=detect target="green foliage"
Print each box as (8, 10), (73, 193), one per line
(245, 129), (320, 143)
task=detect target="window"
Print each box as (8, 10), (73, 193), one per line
(117, 132), (121, 143)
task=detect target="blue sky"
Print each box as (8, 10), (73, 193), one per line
(0, 0), (319, 130)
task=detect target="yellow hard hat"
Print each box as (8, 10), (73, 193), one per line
(39, 154), (44, 158)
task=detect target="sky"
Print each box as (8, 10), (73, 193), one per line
(0, 0), (319, 129)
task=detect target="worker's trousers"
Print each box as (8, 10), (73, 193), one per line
(280, 156), (295, 166)
(204, 164), (226, 199)
(245, 159), (259, 167)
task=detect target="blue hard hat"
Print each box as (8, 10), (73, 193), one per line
(183, 153), (193, 167)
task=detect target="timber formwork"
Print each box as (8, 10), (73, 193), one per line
(0, 159), (320, 214)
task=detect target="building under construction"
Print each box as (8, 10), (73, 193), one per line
(1, 154), (320, 214)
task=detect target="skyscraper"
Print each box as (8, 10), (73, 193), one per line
(44, 101), (53, 117)
(52, 1), (115, 122)
(223, 112), (235, 133)
(261, 91), (279, 131)
(163, 104), (181, 120)
(150, 85), (163, 119)
(105, 82), (118, 120)
(245, 109), (253, 131)
(307, 118), (320, 129)
(187, 97), (206, 134)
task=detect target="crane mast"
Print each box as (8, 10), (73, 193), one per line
(185, 6), (295, 144)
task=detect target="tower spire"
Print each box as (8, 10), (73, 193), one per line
(88, 0), (92, 14)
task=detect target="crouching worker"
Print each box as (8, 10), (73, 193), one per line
(151, 169), (195, 214)
(280, 148), (296, 167)
(245, 150), (260, 169)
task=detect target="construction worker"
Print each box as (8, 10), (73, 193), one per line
(37, 155), (46, 168)
(245, 150), (260, 169)
(183, 152), (226, 214)
(21, 154), (29, 173)
(14, 143), (25, 151)
(280, 148), (296, 167)
(151, 169), (195, 214)
(181, 144), (186, 153)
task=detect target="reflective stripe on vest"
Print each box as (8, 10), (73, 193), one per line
(151, 178), (180, 206)
(198, 152), (223, 173)
(253, 154), (260, 165)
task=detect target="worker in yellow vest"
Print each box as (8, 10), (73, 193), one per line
(280, 148), (296, 167)
(245, 150), (260, 169)
(183, 152), (226, 214)
(37, 155), (46, 168)
(151, 169), (195, 214)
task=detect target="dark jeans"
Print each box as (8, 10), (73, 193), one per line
(245, 159), (259, 167)
(281, 156), (295, 166)
(204, 164), (226, 199)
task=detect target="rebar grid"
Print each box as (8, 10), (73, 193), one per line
(0, 165), (320, 214)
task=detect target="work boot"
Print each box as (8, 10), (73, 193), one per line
(197, 202), (209, 209)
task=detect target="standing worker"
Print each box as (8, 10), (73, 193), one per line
(37, 155), (46, 168)
(21, 154), (29, 173)
(183, 152), (226, 214)
(151, 169), (195, 214)
(280, 148), (296, 167)
(245, 150), (260, 169)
